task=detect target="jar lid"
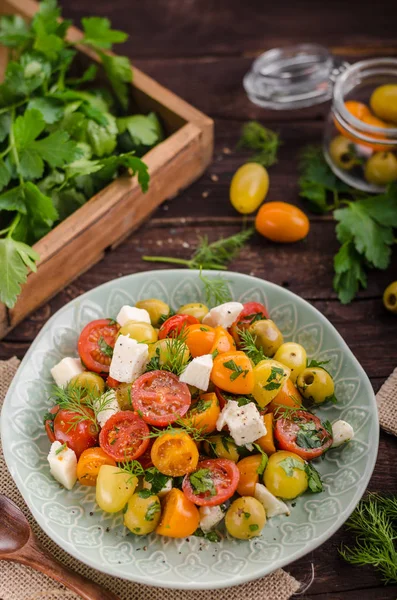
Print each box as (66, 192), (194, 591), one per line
(243, 44), (350, 110)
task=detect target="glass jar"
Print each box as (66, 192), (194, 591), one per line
(324, 58), (397, 192)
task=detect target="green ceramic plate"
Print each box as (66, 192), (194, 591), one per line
(1, 270), (378, 589)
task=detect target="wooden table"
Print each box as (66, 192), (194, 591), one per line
(1, 1), (397, 598)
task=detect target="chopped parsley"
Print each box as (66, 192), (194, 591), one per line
(98, 336), (114, 358)
(144, 467), (171, 495)
(194, 527), (221, 542)
(189, 468), (216, 496)
(223, 359), (249, 381)
(253, 443), (268, 474)
(138, 489), (153, 499)
(305, 463), (323, 493)
(279, 456), (305, 477)
(194, 398), (213, 413)
(249, 523), (259, 532)
(296, 421), (323, 450)
(145, 500), (161, 521)
(264, 366), (285, 391)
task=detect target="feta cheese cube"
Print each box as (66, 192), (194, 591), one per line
(47, 441), (77, 490)
(116, 305), (151, 326)
(143, 478), (173, 498)
(331, 420), (354, 448)
(109, 335), (149, 383)
(216, 400), (267, 446)
(179, 354), (213, 390)
(51, 357), (84, 387)
(199, 505), (225, 533)
(202, 302), (243, 329)
(95, 390), (120, 428)
(254, 483), (290, 518)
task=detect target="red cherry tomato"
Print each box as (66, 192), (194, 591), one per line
(136, 440), (154, 470)
(78, 319), (120, 374)
(274, 410), (333, 460)
(230, 302), (269, 345)
(158, 314), (199, 339)
(182, 458), (240, 506)
(106, 376), (120, 389)
(132, 370), (191, 427)
(99, 411), (150, 462)
(44, 404), (59, 443)
(53, 408), (98, 458)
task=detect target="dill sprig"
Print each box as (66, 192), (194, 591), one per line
(273, 403), (304, 420)
(142, 228), (254, 271)
(145, 327), (190, 376)
(199, 271), (232, 306)
(145, 420), (208, 443)
(340, 494), (397, 583)
(51, 385), (115, 433)
(238, 328), (267, 365)
(237, 121), (281, 167)
(116, 460), (145, 484)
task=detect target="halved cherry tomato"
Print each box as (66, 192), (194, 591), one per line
(236, 454), (264, 496)
(275, 410), (332, 460)
(211, 351), (254, 395)
(106, 376), (120, 388)
(136, 440), (154, 469)
(210, 326), (236, 355)
(151, 430), (199, 476)
(76, 447), (116, 486)
(132, 370), (191, 427)
(267, 378), (303, 414)
(230, 302), (269, 345)
(53, 408), (98, 458)
(158, 314), (199, 339)
(156, 488), (199, 538)
(185, 323), (215, 358)
(182, 458), (240, 506)
(180, 392), (220, 434)
(99, 411), (149, 462)
(78, 319), (120, 374)
(44, 404), (59, 443)
(255, 202), (310, 243)
(256, 412), (276, 455)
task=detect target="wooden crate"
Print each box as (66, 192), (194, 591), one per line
(0, 0), (213, 339)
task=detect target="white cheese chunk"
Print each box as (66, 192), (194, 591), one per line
(143, 478), (173, 498)
(179, 354), (213, 390)
(199, 505), (225, 533)
(202, 302), (243, 329)
(51, 357), (84, 387)
(109, 335), (149, 383)
(116, 305), (151, 326)
(216, 400), (267, 446)
(47, 441), (77, 490)
(331, 420), (354, 448)
(254, 483), (290, 518)
(95, 390), (120, 428)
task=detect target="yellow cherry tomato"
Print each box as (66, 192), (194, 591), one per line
(230, 162), (269, 214)
(203, 434), (240, 462)
(178, 302), (209, 322)
(370, 84), (397, 124)
(135, 298), (170, 327)
(151, 431), (199, 476)
(210, 326), (236, 356)
(255, 412), (276, 455)
(256, 202), (309, 243)
(180, 392), (220, 434)
(77, 447), (116, 486)
(264, 450), (308, 499)
(118, 320), (158, 344)
(236, 454), (265, 496)
(156, 488), (199, 538)
(211, 350), (254, 395)
(273, 342), (307, 383)
(124, 491), (161, 535)
(96, 465), (138, 513)
(383, 281), (397, 313)
(252, 359), (290, 408)
(225, 496), (266, 539)
(70, 371), (105, 397)
(185, 324), (215, 358)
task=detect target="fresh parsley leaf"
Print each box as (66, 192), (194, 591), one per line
(296, 422), (323, 449)
(0, 237), (40, 308)
(98, 336), (114, 358)
(66, 64), (98, 87)
(0, 15), (31, 47)
(237, 121), (281, 167)
(306, 358), (330, 369)
(144, 467), (171, 495)
(333, 240), (367, 304)
(279, 456), (305, 477)
(323, 420), (333, 437)
(117, 113), (163, 148)
(249, 523), (259, 532)
(264, 366), (285, 390)
(145, 500), (161, 521)
(223, 359), (249, 381)
(138, 489), (153, 499)
(27, 97), (64, 124)
(253, 443), (268, 474)
(100, 52), (132, 110)
(305, 463), (323, 493)
(81, 17), (128, 49)
(189, 468), (216, 496)
(0, 162), (12, 194)
(194, 527), (221, 542)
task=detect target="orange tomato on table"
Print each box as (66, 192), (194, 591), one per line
(255, 202), (309, 243)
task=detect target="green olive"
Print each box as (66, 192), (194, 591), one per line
(70, 372), (105, 396)
(119, 320), (158, 344)
(383, 281), (397, 314)
(370, 84), (397, 124)
(148, 339), (190, 369)
(364, 152), (397, 186)
(203, 434), (240, 462)
(123, 492), (161, 535)
(273, 342), (307, 384)
(248, 319), (283, 357)
(115, 383), (133, 410)
(177, 302), (209, 322)
(225, 497), (266, 539)
(329, 135), (357, 170)
(296, 367), (335, 405)
(136, 298), (170, 327)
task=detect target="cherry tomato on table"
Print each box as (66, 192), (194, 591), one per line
(156, 488), (199, 538)
(230, 162), (269, 214)
(53, 408), (98, 458)
(230, 301), (269, 345)
(78, 318), (120, 374)
(275, 410), (332, 460)
(255, 202), (309, 243)
(76, 447), (116, 486)
(99, 411), (149, 462)
(182, 458), (240, 506)
(132, 370), (191, 427)
(158, 314), (199, 339)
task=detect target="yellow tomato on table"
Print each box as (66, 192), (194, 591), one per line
(230, 163), (269, 214)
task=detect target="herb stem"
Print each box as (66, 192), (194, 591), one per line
(0, 145), (11, 159)
(142, 255), (228, 270)
(0, 99), (27, 116)
(6, 213), (21, 238)
(9, 108), (23, 186)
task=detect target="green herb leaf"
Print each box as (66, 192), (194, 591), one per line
(27, 97), (64, 124)
(237, 121), (281, 167)
(223, 359), (249, 381)
(199, 272), (232, 306)
(305, 462), (323, 493)
(138, 489), (153, 499)
(333, 240), (367, 304)
(0, 15), (31, 47)
(117, 113), (163, 148)
(238, 328), (267, 365)
(264, 366), (285, 390)
(253, 443), (268, 475)
(100, 53), (132, 110)
(98, 336), (114, 358)
(194, 527), (221, 542)
(55, 442), (67, 455)
(145, 500), (161, 521)
(189, 468), (216, 496)
(144, 467), (171, 495)
(279, 456), (305, 477)
(249, 523), (259, 532)
(0, 237), (40, 308)
(81, 17), (128, 49)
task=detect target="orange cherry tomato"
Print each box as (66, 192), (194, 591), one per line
(156, 488), (199, 538)
(236, 454), (263, 496)
(76, 447), (116, 486)
(211, 350), (254, 395)
(180, 392), (220, 434)
(345, 101), (372, 121)
(267, 378), (303, 414)
(255, 202), (309, 243)
(335, 101), (391, 152)
(185, 324), (215, 358)
(210, 326), (236, 356)
(255, 412), (276, 455)
(151, 431), (199, 476)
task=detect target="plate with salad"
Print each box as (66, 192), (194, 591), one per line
(0, 270), (378, 589)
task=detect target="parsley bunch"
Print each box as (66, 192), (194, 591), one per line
(0, 0), (164, 309)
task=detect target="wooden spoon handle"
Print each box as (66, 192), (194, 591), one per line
(14, 540), (120, 600)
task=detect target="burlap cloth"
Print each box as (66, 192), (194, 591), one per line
(0, 357), (300, 600)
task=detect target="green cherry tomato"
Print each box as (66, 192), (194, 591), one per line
(263, 450), (308, 499)
(177, 302), (209, 322)
(230, 163), (269, 214)
(124, 491), (161, 535)
(296, 367), (335, 405)
(248, 319), (283, 357)
(135, 299), (170, 327)
(70, 371), (105, 396)
(370, 84), (397, 124)
(115, 383), (133, 410)
(203, 434), (240, 462)
(225, 496), (266, 539)
(329, 136), (357, 170)
(119, 320), (158, 344)
(273, 342), (307, 384)
(96, 465), (137, 513)
(364, 152), (397, 186)
(383, 281), (397, 313)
